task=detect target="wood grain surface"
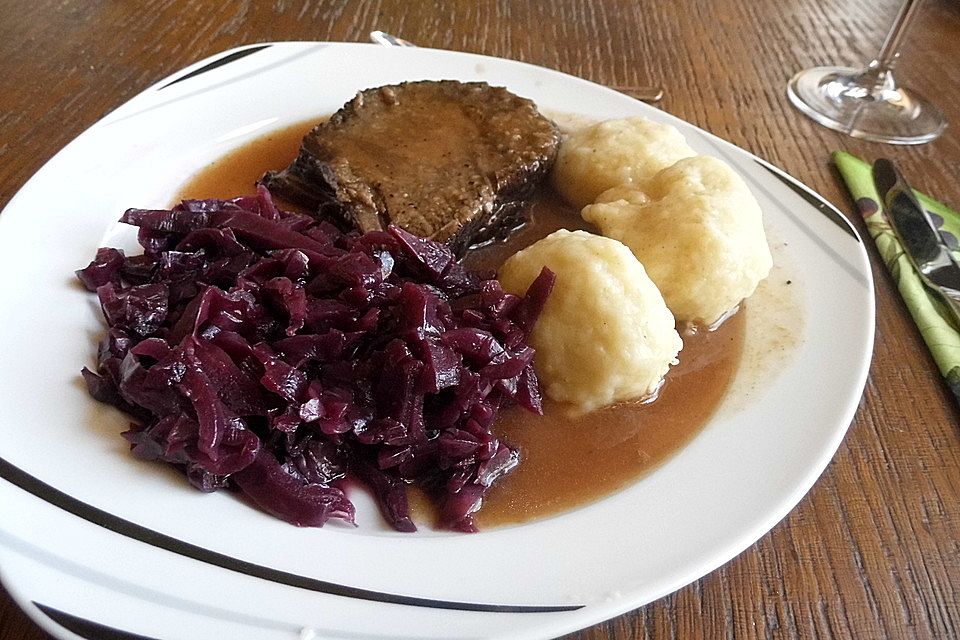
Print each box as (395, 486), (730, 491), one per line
(1, 1), (959, 638)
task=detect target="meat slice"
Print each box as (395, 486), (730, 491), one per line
(262, 81), (561, 256)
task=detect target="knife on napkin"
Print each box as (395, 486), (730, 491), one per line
(833, 151), (960, 405)
(873, 158), (960, 329)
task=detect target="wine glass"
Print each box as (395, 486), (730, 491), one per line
(787, 0), (946, 145)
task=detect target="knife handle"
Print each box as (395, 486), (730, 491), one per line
(937, 287), (960, 332)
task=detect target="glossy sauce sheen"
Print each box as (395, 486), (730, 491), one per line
(177, 120), (745, 529)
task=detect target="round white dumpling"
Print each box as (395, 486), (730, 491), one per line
(498, 229), (682, 412)
(582, 155), (773, 326)
(551, 116), (696, 210)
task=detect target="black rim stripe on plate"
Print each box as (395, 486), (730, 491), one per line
(158, 44), (273, 90)
(35, 603), (161, 640)
(0, 457), (581, 613)
(756, 160), (859, 241)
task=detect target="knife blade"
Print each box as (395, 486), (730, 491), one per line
(873, 158), (960, 323)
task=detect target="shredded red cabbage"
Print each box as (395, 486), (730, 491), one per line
(78, 186), (553, 532)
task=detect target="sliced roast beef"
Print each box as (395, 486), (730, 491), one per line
(262, 80), (560, 256)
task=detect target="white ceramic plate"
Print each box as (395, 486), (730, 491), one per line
(0, 42), (873, 640)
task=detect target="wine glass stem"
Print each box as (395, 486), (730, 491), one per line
(873, 0), (924, 71)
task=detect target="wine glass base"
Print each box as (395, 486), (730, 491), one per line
(787, 65), (946, 145)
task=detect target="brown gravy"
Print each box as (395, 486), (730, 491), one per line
(179, 121), (317, 201)
(176, 119), (745, 529)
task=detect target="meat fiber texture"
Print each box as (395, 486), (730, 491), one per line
(498, 230), (682, 413)
(77, 186), (554, 533)
(551, 116), (696, 210)
(582, 156), (773, 326)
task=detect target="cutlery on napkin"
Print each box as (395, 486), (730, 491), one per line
(834, 151), (960, 404)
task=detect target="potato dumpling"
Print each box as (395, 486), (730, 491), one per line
(551, 116), (696, 210)
(498, 229), (682, 412)
(582, 155), (772, 326)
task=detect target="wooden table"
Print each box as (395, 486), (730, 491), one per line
(1, 1), (958, 638)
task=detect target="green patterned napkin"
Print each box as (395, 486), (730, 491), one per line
(833, 151), (960, 401)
